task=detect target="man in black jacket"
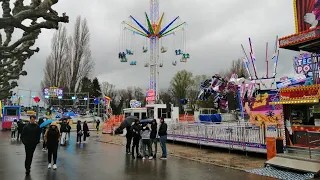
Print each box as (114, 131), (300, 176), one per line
(21, 115), (41, 175)
(150, 119), (158, 158)
(125, 126), (133, 154)
(131, 119), (141, 159)
(158, 117), (167, 160)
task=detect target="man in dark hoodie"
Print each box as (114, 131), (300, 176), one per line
(21, 115), (41, 175)
(158, 117), (167, 160)
(150, 119), (158, 158)
(131, 119), (141, 159)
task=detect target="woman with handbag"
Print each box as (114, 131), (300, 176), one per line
(76, 121), (83, 144)
(83, 121), (89, 143)
(44, 122), (61, 170)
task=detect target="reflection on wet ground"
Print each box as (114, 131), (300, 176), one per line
(0, 131), (275, 180)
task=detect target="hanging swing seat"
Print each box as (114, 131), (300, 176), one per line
(180, 58), (187, 62)
(120, 58), (127, 62)
(172, 60), (177, 66)
(120, 58), (128, 62)
(126, 49), (134, 55)
(182, 53), (190, 59)
(161, 46), (167, 53)
(159, 63), (163, 67)
(143, 46), (148, 53)
(130, 61), (137, 65)
(144, 63), (149, 67)
(175, 49), (182, 55)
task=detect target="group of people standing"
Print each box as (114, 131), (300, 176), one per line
(19, 115), (92, 176)
(11, 119), (25, 140)
(126, 117), (168, 160)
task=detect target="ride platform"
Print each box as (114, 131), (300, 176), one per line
(265, 147), (320, 177)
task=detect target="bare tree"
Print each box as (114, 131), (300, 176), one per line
(41, 26), (69, 89)
(67, 16), (94, 93)
(101, 82), (116, 98)
(0, 0), (69, 99)
(222, 59), (248, 78)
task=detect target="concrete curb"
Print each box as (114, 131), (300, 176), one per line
(97, 139), (248, 172)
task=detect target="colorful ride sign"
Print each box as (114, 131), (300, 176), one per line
(146, 89), (155, 103)
(293, 53), (320, 75)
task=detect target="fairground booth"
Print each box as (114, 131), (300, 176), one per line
(266, 0), (320, 176)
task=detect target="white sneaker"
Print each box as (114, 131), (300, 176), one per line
(148, 156), (153, 160)
(142, 157), (146, 160)
(83, 141), (86, 143)
(42, 148), (46, 152)
(76, 142), (79, 144)
(48, 163), (51, 169)
(53, 164), (57, 170)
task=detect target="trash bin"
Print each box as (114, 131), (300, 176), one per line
(276, 138), (284, 153)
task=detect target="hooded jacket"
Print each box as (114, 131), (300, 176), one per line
(131, 123), (141, 138)
(150, 120), (158, 139)
(158, 122), (167, 136)
(140, 126), (151, 139)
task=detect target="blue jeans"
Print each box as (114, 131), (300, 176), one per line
(159, 135), (167, 158)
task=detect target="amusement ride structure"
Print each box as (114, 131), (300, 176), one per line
(118, 0), (189, 102)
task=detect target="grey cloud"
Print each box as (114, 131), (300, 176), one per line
(14, 0), (300, 97)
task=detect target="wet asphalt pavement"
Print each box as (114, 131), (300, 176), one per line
(0, 131), (275, 180)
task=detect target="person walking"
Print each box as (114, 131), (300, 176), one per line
(67, 120), (71, 140)
(158, 117), (168, 160)
(21, 115), (41, 175)
(42, 125), (48, 151)
(140, 123), (153, 160)
(150, 119), (158, 158)
(83, 121), (89, 143)
(37, 118), (44, 140)
(60, 119), (69, 146)
(131, 119), (141, 159)
(76, 121), (83, 144)
(11, 119), (18, 140)
(17, 119), (25, 141)
(44, 122), (61, 170)
(96, 119), (100, 132)
(125, 126), (133, 154)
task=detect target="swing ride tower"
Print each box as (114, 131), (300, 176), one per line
(119, 0), (189, 103)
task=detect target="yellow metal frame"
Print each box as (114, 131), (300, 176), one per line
(293, 0), (298, 33)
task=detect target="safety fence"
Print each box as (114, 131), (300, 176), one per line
(167, 122), (284, 153)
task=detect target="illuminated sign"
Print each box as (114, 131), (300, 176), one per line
(146, 89), (155, 102)
(293, 53), (320, 75)
(43, 87), (63, 98)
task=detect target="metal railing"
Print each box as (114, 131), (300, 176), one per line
(168, 122), (284, 153)
(307, 131), (320, 160)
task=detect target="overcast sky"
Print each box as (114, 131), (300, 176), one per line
(15, 0), (299, 99)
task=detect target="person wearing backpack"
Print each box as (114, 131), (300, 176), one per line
(11, 119), (18, 140)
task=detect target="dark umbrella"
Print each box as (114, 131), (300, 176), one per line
(115, 116), (138, 134)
